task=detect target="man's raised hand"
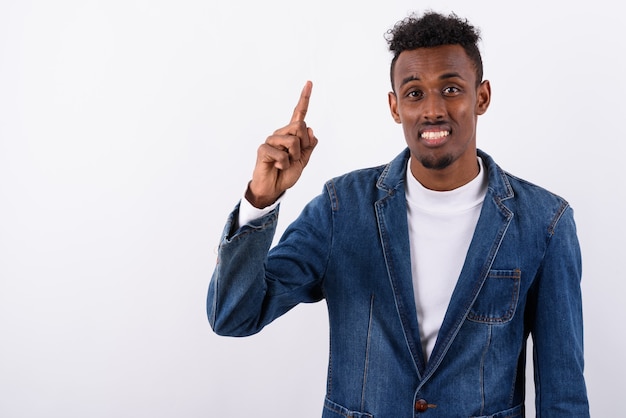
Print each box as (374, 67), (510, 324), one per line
(245, 81), (318, 208)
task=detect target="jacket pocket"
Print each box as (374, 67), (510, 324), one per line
(470, 402), (523, 417)
(467, 269), (521, 324)
(323, 398), (374, 418)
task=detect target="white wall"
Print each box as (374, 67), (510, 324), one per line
(0, 1), (623, 417)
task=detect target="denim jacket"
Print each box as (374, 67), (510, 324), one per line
(208, 149), (589, 417)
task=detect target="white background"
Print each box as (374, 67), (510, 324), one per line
(0, 1), (624, 417)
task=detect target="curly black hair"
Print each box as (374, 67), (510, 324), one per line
(386, 11), (483, 89)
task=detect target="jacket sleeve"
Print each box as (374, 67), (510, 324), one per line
(530, 205), (590, 416)
(207, 193), (332, 337)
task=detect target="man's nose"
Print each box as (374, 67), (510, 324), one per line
(422, 94), (445, 120)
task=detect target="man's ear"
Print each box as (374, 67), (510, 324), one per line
(475, 80), (491, 115)
(388, 91), (401, 123)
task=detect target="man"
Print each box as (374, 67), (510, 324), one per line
(208, 11), (589, 417)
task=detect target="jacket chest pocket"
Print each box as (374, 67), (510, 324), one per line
(467, 269), (521, 324)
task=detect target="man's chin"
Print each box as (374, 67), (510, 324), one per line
(418, 154), (454, 170)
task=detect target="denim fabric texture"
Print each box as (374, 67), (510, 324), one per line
(208, 149), (589, 417)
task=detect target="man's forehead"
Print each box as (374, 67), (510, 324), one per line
(393, 45), (476, 81)
(396, 45), (470, 65)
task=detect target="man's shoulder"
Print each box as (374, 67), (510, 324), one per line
(480, 150), (572, 230)
(325, 149), (410, 191)
(481, 150), (569, 206)
(327, 163), (388, 186)
(502, 170), (569, 208)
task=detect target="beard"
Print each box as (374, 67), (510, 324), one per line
(417, 153), (454, 170)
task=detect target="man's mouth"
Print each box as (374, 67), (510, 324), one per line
(419, 128), (451, 147)
(420, 130), (450, 140)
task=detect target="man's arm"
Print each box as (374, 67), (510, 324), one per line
(208, 191), (331, 336)
(531, 206), (590, 416)
(208, 82), (321, 336)
(207, 203), (281, 336)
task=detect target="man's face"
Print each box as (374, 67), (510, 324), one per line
(388, 45), (491, 188)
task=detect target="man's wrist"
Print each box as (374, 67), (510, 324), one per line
(238, 190), (283, 227)
(244, 187), (281, 210)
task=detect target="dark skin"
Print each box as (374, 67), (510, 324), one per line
(245, 45), (491, 207)
(246, 81), (318, 208)
(388, 44), (491, 191)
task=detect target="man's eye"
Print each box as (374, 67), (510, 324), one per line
(443, 86), (461, 95)
(407, 90), (423, 99)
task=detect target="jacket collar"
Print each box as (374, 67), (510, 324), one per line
(376, 148), (410, 194)
(377, 148), (514, 203)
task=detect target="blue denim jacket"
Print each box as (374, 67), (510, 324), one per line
(208, 149), (589, 417)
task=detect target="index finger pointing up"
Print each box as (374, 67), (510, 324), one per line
(290, 80), (313, 123)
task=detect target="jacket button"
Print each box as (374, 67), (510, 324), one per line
(414, 399), (436, 413)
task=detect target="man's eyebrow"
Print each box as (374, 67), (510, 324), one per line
(440, 72), (465, 80)
(400, 72), (466, 88)
(399, 75), (420, 88)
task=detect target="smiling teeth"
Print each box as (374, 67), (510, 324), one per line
(421, 131), (450, 140)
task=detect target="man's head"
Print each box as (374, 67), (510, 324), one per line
(386, 11), (491, 191)
(386, 12), (483, 90)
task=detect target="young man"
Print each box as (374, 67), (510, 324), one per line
(208, 12), (589, 417)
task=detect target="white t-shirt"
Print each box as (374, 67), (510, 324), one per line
(405, 157), (487, 360)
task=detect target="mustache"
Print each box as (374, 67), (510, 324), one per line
(421, 121), (449, 127)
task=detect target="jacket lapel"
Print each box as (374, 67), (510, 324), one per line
(423, 151), (515, 380)
(375, 150), (426, 377)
